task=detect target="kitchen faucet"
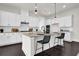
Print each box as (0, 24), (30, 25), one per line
(41, 26), (46, 33)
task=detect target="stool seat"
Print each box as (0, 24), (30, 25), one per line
(56, 37), (63, 39)
(37, 40), (49, 44)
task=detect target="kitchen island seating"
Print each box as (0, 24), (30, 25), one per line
(35, 35), (51, 54)
(54, 33), (65, 46)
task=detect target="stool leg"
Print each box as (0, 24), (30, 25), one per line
(63, 39), (64, 46)
(58, 39), (59, 45)
(35, 42), (37, 54)
(42, 44), (44, 51)
(60, 39), (61, 45)
(54, 38), (56, 46)
(59, 39), (61, 45)
(49, 43), (50, 48)
(60, 39), (63, 46)
(57, 38), (59, 45)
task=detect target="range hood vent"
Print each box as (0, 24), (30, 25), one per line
(21, 22), (29, 24)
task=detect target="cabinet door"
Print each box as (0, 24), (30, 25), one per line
(0, 11), (20, 26)
(59, 17), (65, 27)
(0, 33), (21, 46)
(8, 13), (20, 26)
(22, 35), (32, 56)
(0, 11), (9, 26)
(6, 33), (22, 44)
(16, 33), (22, 43)
(0, 34), (5, 46)
(64, 16), (72, 27)
(0, 34), (11, 46)
(64, 32), (71, 42)
(59, 16), (72, 27)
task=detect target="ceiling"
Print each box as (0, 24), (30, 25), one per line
(0, 3), (79, 16)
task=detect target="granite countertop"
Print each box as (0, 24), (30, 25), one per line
(0, 31), (60, 37)
(22, 32), (60, 37)
(0, 31), (32, 33)
(22, 32), (44, 37)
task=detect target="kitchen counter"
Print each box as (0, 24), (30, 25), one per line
(0, 32), (21, 33)
(0, 31), (60, 39)
(0, 31), (43, 33)
(0, 31), (58, 35)
(22, 32), (60, 37)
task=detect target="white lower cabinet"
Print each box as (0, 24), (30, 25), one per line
(22, 35), (34, 56)
(16, 33), (22, 43)
(64, 32), (71, 42)
(0, 33), (22, 46)
(0, 34), (6, 46)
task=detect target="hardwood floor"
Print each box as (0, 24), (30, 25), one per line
(0, 41), (79, 56)
(0, 43), (25, 56)
(35, 41), (79, 56)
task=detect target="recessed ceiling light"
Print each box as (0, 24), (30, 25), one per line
(63, 5), (66, 8)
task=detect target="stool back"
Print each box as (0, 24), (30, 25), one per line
(43, 35), (51, 43)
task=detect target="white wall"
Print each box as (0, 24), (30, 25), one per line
(55, 7), (79, 42)
(20, 9), (45, 28)
(0, 4), (20, 14)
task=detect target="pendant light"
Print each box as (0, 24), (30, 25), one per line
(54, 3), (56, 18)
(35, 3), (38, 14)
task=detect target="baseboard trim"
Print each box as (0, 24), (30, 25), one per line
(0, 43), (22, 47)
(64, 39), (79, 43)
(72, 41), (79, 43)
(72, 39), (79, 42)
(64, 40), (72, 42)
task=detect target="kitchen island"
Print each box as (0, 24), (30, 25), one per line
(22, 32), (63, 56)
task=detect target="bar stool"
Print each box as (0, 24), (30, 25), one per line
(35, 35), (51, 54)
(54, 33), (65, 46)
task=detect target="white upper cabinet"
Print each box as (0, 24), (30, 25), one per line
(52, 18), (59, 24)
(45, 19), (52, 25)
(8, 12), (20, 26)
(0, 11), (20, 26)
(46, 18), (59, 25)
(58, 16), (72, 27)
(46, 15), (72, 27)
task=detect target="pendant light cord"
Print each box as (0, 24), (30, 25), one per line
(35, 3), (37, 14)
(55, 3), (56, 18)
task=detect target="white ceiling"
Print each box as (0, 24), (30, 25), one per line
(0, 3), (79, 16)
